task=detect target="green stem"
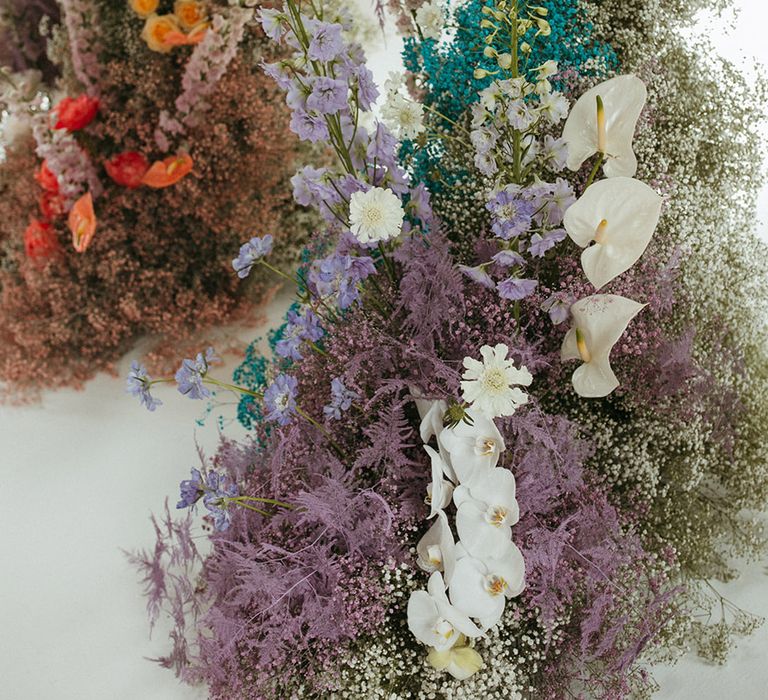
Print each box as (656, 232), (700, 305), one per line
(583, 152), (605, 190)
(231, 495), (295, 510)
(296, 405), (347, 458)
(204, 377), (263, 399)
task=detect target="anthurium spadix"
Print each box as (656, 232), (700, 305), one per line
(562, 75), (647, 178)
(561, 294), (646, 398)
(563, 177), (662, 289)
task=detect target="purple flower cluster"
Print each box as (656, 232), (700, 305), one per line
(486, 189), (534, 239)
(323, 377), (359, 420)
(175, 347), (219, 400)
(176, 468), (239, 531)
(309, 252), (376, 310)
(275, 306), (324, 361)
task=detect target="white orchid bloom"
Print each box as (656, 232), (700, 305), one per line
(561, 294), (646, 398)
(414, 397), (448, 444)
(448, 540), (526, 629)
(407, 571), (483, 651)
(424, 445), (455, 518)
(416, 511), (457, 583)
(439, 408), (505, 486)
(461, 344), (533, 418)
(427, 636), (485, 680)
(563, 177), (662, 289)
(562, 75), (647, 178)
(454, 468), (519, 559)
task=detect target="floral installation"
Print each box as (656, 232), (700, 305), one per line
(129, 0), (767, 698)
(0, 0), (303, 398)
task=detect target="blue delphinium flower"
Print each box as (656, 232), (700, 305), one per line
(202, 471), (239, 532)
(487, 189), (534, 239)
(528, 229), (567, 257)
(177, 468), (205, 509)
(175, 347), (219, 400)
(275, 306), (324, 361)
(289, 110), (330, 143)
(497, 277), (538, 300)
(323, 378), (360, 420)
(232, 235), (274, 279)
(126, 361), (162, 411)
(264, 374), (299, 426)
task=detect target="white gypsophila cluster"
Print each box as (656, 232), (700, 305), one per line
(405, 390), (527, 681)
(381, 71), (427, 141)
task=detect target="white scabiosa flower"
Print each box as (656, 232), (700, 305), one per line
(561, 294), (646, 397)
(349, 186), (405, 245)
(460, 343), (532, 418)
(563, 176), (662, 289)
(415, 1), (445, 41)
(562, 74), (647, 178)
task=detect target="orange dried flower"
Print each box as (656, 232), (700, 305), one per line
(141, 14), (181, 53)
(141, 154), (194, 188)
(174, 0), (207, 31)
(129, 0), (159, 18)
(68, 192), (97, 253)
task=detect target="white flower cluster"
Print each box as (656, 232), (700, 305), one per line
(470, 61), (569, 178)
(407, 370), (527, 680)
(559, 75), (662, 397)
(381, 72), (426, 141)
(414, 0), (445, 41)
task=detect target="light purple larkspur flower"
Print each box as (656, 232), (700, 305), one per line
(232, 235), (274, 279)
(458, 264), (495, 289)
(258, 8), (286, 41)
(289, 110), (330, 143)
(306, 76), (348, 115)
(541, 293), (572, 325)
(310, 253), (377, 310)
(542, 178), (576, 226)
(177, 468), (204, 509)
(497, 277), (538, 300)
(261, 61), (293, 90)
(264, 374), (299, 427)
(408, 182), (434, 226)
(323, 378), (360, 420)
(367, 123), (398, 166)
(354, 65), (379, 111)
(175, 347), (219, 400)
(470, 127), (498, 154)
(528, 229), (567, 258)
(308, 22), (344, 61)
(275, 307), (325, 361)
(474, 151), (498, 176)
(202, 471), (239, 531)
(487, 190), (534, 240)
(126, 361), (162, 411)
(492, 250), (526, 268)
(291, 166), (333, 207)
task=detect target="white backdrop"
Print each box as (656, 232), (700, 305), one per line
(1, 2), (767, 699)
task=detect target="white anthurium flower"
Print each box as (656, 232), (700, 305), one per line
(407, 571), (484, 651)
(561, 294), (646, 398)
(562, 75), (647, 178)
(563, 177), (662, 290)
(424, 445), (455, 518)
(454, 468), (519, 559)
(461, 344), (533, 418)
(427, 636), (485, 680)
(416, 511), (457, 583)
(448, 540), (526, 629)
(438, 408), (505, 486)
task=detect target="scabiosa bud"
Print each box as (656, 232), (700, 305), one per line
(126, 361), (163, 411)
(232, 235), (274, 278)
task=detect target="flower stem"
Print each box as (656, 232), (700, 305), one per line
(296, 405), (347, 459)
(583, 152), (605, 190)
